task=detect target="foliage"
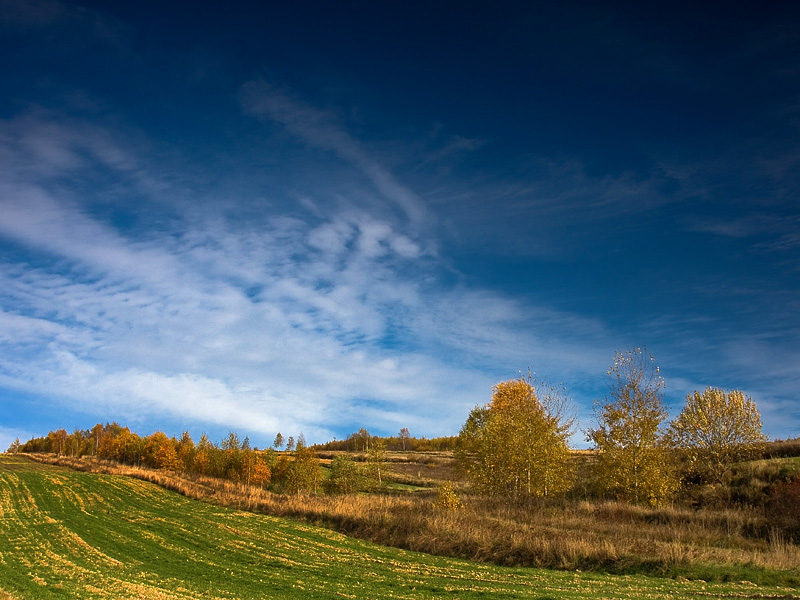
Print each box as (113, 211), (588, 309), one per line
(348, 428), (371, 452)
(286, 444), (321, 494)
(145, 432), (183, 471)
(251, 456), (272, 487)
(221, 431), (241, 451)
(17, 424), (289, 490)
(588, 348), (678, 506)
(671, 387), (767, 484)
(273, 432), (284, 450)
(324, 454), (364, 494)
(434, 480), (463, 510)
(456, 377), (574, 499)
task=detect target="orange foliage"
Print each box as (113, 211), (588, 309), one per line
(252, 459), (271, 487)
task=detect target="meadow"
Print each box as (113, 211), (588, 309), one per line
(2, 454), (799, 600)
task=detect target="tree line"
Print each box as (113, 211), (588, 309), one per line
(11, 422), (401, 495)
(311, 428), (457, 452)
(13, 424), (324, 493)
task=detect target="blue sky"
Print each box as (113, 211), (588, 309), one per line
(1, 0), (798, 450)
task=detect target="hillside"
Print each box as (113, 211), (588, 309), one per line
(2, 455), (799, 600)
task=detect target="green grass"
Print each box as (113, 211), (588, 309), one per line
(1, 455), (798, 600)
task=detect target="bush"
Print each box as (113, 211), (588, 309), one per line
(434, 481), (463, 510)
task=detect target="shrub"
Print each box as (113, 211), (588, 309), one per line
(435, 481), (463, 510)
(324, 455), (364, 494)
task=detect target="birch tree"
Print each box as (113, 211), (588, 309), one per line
(671, 387), (766, 483)
(588, 348), (677, 506)
(456, 377), (574, 499)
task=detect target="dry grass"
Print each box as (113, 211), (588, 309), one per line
(21, 453), (800, 580)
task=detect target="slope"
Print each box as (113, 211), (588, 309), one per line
(0, 455), (797, 600)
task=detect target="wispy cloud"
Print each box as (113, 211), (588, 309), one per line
(239, 79), (433, 232)
(425, 156), (679, 257)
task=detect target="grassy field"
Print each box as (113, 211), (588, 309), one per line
(2, 455), (799, 600)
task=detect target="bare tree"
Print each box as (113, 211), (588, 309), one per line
(398, 427), (411, 451)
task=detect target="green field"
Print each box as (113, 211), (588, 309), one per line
(1, 455), (797, 600)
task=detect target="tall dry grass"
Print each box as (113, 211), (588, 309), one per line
(20, 453), (800, 578)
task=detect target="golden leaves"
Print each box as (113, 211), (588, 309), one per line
(671, 387), (766, 483)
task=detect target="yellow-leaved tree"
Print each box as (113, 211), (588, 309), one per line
(670, 387), (766, 483)
(588, 348), (678, 506)
(456, 375), (574, 499)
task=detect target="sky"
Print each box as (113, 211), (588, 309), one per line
(1, 0), (799, 451)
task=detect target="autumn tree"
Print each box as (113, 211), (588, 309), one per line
(588, 348), (677, 506)
(286, 443), (321, 494)
(221, 431), (241, 452)
(354, 428), (371, 451)
(435, 481), (463, 510)
(89, 423), (104, 454)
(193, 433), (213, 474)
(286, 436), (295, 452)
(111, 428), (142, 465)
(456, 376), (574, 499)
(48, 428), (68, 456)
(146, 432), (182, 471)
(7, 438), (20, 454)
(96, 423), (127, 459)
(671, 387), (767, 484)
(66, 429), (85, 457)
(240, 447), (256, 484)
(177, 431), (195, 471)
(366, 438), (387, 487)
(273, 432), (284, 450)
(251, 455), (272, 487)
(324, 454), (363, 494)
